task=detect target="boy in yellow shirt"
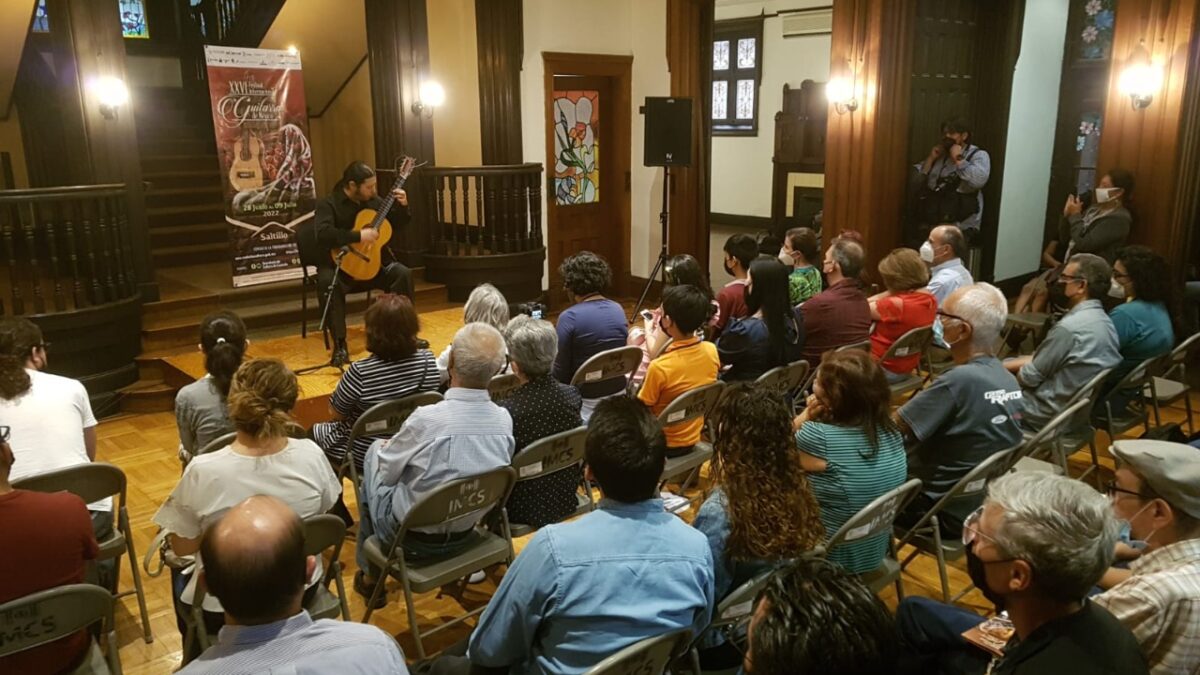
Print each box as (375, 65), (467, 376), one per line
(638, 285), (720, 456)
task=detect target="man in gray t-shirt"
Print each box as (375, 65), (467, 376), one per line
(893, 284), (1023, 534)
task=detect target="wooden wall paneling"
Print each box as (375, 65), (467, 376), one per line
(770, 80), (827, 231)
(1167, 0), (1200, 283)
(666, 0), (714, 274)
(823, 0), (917, 275)
(475, 0), (523, 165)
(365, 0), (434, 267)
(905, 0), (979, 167)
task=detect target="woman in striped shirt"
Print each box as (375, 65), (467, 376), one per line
(793, 349), (907, 575)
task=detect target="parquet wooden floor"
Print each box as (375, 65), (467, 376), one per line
(93, 356), (1199, 672)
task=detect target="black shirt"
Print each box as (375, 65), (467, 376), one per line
(993, 601), (1148, 675)
(499, 375), (584, 528)
(297, 188), (410, 267)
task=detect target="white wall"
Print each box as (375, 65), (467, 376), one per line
(711, 0), (830, 217)
(521, 0), (670, 281)
(993, 0), (1070, 281)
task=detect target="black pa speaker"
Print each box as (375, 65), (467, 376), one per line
(642, 97), (692, 167)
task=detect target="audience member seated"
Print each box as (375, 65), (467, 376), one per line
(712, 233), (758, 339)
(896, 472), (1148, 675)
(628, 253), (717, 389)
(717, 259), (803, 382)
(799, 238), (872, 367)
(1092, 441), (1200, 674)
(1005, 253), (1121, 433)
(893, 284), (1023, 537)
(868, 248), (937, 381)
(1097, 246), (1176, 416)
(777, 227), (823, 305)
(638, 285), (720, 455)
(0, 432), (99, 675)
(499, 315), (583, 529)
(552, 251), (629, 421)
(422, 396), (714, 674)
(922, 224), (973, 306)
(179, 496), (408, 674)
(355, 323), (514, 606)
(743, 558), (900, 675)
(175, 311), (245, 465)
(153, 359), (340, 649)
(692, 383), (824, 669)
(793, 350), (906, 574)
(435, 283), (510, 384)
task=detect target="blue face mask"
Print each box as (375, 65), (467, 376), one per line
(1116, 520), (1150, 553)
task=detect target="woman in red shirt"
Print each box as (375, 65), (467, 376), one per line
(868, 248), (937, 380)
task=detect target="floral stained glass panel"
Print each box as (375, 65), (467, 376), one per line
(737, 38), (756, 69)
(1075, 112), (1103, 195)
(553, 90), (600, 206)
(1078, 0), (1114, 61)
(713, 41), (730, 71)
(735, 80), (754, 119)
(712, 81), (728, 120)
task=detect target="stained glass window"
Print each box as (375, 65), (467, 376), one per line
(1075, 112), (1103, 195)
(1077, 0), (1114, 61)
(32, 0), (48, 32)
(119, 0), (149, 39)
(737, 38), (756, 69)
(712, 81), (728, 120)
(713, 41), (730, 71)
(553, 90), (600, 206)
(735, 80), (754, 119)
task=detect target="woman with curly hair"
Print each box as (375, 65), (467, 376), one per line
(1098, 245), (1176, 414)
(552, 251), (629, 420)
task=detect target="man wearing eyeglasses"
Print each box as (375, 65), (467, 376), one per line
(1004, 253), (1121, 433)
(896, 472), (1148, 674)
(1091, 440), (1200, 674)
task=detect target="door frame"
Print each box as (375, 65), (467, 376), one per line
(543, 52), (633, 299)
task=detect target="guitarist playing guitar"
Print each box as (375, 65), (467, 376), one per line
(298, 160), (413, 366)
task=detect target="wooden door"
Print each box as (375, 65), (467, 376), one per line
(544, 54), (632, 309)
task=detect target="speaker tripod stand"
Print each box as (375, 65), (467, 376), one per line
(632, 166), (671, 321)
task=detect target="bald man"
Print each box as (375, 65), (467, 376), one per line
(180, 496), (408, 674)
(921, 224), (973, 307)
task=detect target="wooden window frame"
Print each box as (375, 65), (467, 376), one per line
(711, 16), (764, 137)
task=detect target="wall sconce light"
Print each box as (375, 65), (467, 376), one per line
(826, 76), (858, 114)
(412, 80), (446, 118)
(89, 76), (129, 120)
(286, 44), (299, 56)
(1118, 41), (1163, 110)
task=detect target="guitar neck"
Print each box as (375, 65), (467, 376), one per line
(367, 175), (409, 229)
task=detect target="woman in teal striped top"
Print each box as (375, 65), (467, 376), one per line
(794, 349), (907, 574)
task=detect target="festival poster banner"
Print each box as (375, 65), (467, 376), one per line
(204, 45), (314, 287)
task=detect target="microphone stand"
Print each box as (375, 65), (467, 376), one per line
(632, 166), (670, 321)
(296, 247), (361, 375)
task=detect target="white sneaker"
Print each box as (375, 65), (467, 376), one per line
(467, 570), (487, 584)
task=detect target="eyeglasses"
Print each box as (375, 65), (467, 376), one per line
(1104, 480), (1153, 500)
(937, 310), (968, 325)
(0, 426), (9, 443)
(1058, 273), (1084, 284)
(962, 506), (1003, 548)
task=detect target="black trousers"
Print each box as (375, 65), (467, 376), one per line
(316, 261), (413, 340)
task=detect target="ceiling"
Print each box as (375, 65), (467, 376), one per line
(258, 0), (367, 116)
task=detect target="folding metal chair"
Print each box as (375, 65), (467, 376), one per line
(1007, 397), (1092, 474)
(1143, 332), (1200, 433)
(1096, 353), (1171, 441)
(754, 360), (810, 414)
(835, 338), (872, 353)
(998, 312), (1051, 358)
(360, 467), (518, 658)
(508, 426), (593, 537)
(196, 431), (236, 457)
(582, 627), (694, 675)
(340, 392), (443, 489)
(879, 325), (935, 399)
(13, 462), (153, 644)
(488, 372), (522, 402)
(570, 345), (643, 389)
(658, 381), (727, 492)
(685, 566), (778, 672)
(818, 478), (923, 597)
(894, 447), (1018, 602)
(0, 584), (121, 675)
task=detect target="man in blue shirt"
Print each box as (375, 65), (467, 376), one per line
(421, 396), (715, 674)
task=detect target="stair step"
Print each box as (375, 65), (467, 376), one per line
(142, 154), (218, 173)
(139, 138), (216, 157)
(117, 379), (178, 414)
(147, 202), (226, 227)
(152, 241), (229, 267)
(149, 222), (227, 248)
(143, 169), (223, 190)
(146, 185), (224, 208)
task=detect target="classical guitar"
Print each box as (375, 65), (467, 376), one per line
(335, 156), (416, 281)
(228, 127), (265, 192)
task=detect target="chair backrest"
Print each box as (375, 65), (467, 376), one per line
(825, 478), (923, 554)
(1107, 353), (1171, 413)
(1007, 397), (1091, 468)
(570, 346), (643, 387)
(511, 427), (588, 483)
(399, 467), (518, 533)
(488, 373), (523, 402)
(708, 566), (777, 634)
(1065, 366), (1115, 409)
(285, 421), (308, 439)
(880, 325), (935, 368)
(836, 339), (871, 353)
(1170, 331), (1200, 365)
(348, 391), (443, 447)
(657, 381), (726, 429)
(0, 584), (113, 659)
(895, 446), (1016, 548)
(12, 461), (125, 506)
(198, 431), (237, 456)
(582, 627), (694, 675)
(755, 360), (811, 396)
(304, 513), (347, 559)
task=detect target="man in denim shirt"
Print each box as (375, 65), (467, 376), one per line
(420, 397), (714, 674)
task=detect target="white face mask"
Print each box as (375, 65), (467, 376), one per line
(1095, 187), (1122, 204)
(919, 241), (936, 264)
(778, 248), (795, 266)
(1109, 278), (1128, 299)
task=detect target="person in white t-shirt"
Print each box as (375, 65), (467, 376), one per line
(153, 358), (340, 660)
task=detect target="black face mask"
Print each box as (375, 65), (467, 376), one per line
(966, 545), (1007, 612)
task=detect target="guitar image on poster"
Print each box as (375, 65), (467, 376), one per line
(228, 127), (265, 192)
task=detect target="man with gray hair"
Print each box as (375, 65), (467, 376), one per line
(499, 315), (584, 528)
(799, 237), (872, 366)
(355, 322), (515, 606)
(893, 283), (1023, 537)
(1005, 252), (1121, 432)
(897, 472), (1149, 674)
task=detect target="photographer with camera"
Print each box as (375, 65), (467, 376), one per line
(909, 118), (991, 244)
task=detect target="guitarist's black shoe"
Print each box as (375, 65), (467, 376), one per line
(331, 339), (350, 368)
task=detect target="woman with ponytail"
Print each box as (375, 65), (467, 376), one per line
(174, 311), (247, 465)
(153, 358), (340, 649)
